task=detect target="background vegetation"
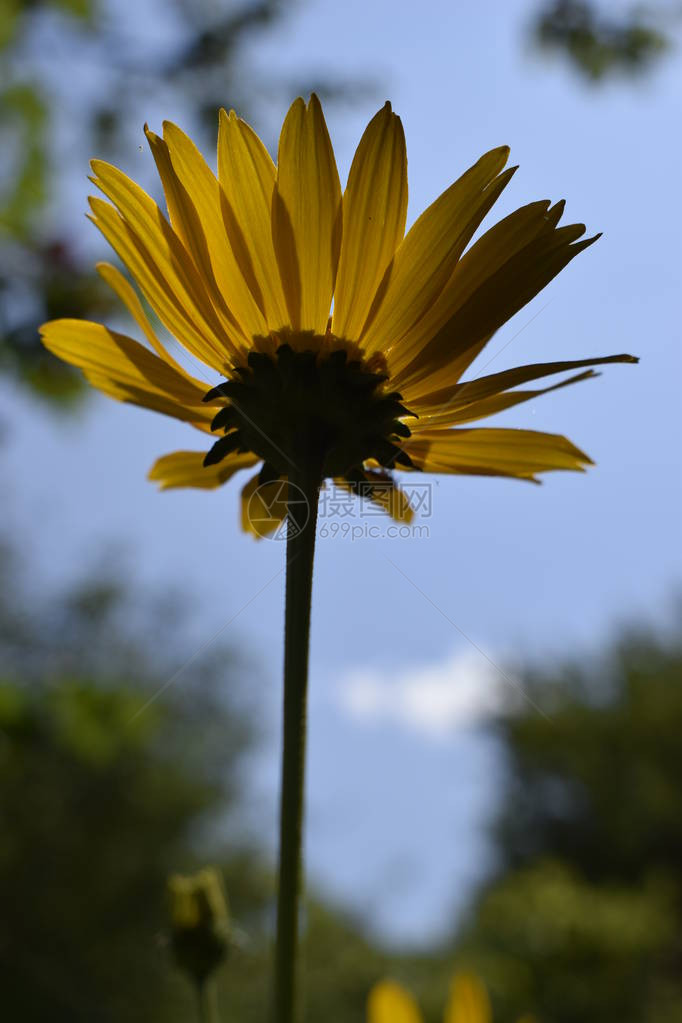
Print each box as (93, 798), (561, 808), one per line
(2, 537), (681, 1020)
(457, 617), (682, 1023)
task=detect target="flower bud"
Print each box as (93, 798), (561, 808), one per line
(167, 867), (230, 986)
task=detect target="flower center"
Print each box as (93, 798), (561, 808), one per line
(202, 336), (415, 483)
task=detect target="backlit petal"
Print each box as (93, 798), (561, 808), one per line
(390, 199), (556, 383)
(359, 147), (512, 356)
(333, 475), (414, 523)
(444, 973), (492, 1023)
(148, 449), (258, 490)
(40, 318), (212, 427)
(95, 261), (206, 383)
(396, 211), (599, 394)
(419, 371), (596, 426)
(367, 981), (423, 1023)
(154, 122), (268, 340)
(332, 102), (407, 340)
(273, 95), (342, 333)
(240, 473), (288, 538)
(218, 109), (290, 331)
(410, 353), (637, 422)
(404, 428), (593, 480)
(90, 160), (246, 358)
(87, 196), (230, 373)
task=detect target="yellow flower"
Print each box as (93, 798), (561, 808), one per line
(367, 972), (535, 1023)
(41, 95), (636, 535)
(368, 972), (492, 1023)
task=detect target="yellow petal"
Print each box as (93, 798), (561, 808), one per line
(377, 168), (516, 368)
(359, 147), (512, 356)
(420, 371), (596, 426)
(40, 318), (209, 410)
(333, 475), (414, 523)
(144, 126), (225, 311)
(444, 973), (492, 1023)
(95, 261), (206, 383)
(158, 121), (268, 341)
(449, 198), (571, 317)
(409, 335), (492, 401)
(41, 318), (213, 432)
(91, 160), (245, 355)
(397, 215), (599, 395)
(404, 428), (593, 480)
(148, 450), (258, 490)
(87, 196), (230, 373)
(332, 102), (407, 340)
(411, 353), (637, 423)
(240, 473), (292, 538)
(217, 109), (290, 331)
(82, 372), (213, 430)
(367, 980), (423, 1023)
(272, 94), (342, 333)
(391, 200), (555, 386)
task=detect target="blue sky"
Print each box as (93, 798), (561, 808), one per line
(3, 0), (681, 945)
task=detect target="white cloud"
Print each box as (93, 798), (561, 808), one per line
(336, 648), (504, 739)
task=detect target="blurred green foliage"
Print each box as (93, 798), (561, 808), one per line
(0, 543), (407, 1021)
(0, 543), (259, 1021)
(532, 1), (674, 80)
(0, 0), (368, 407)
(458, 616), (682, 1022)
(0, 83), (47, 237)
(3, 532), (682, 1020)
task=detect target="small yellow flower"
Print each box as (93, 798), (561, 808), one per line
(368, 971), (492, 1023)
(41, 95), (635, 534)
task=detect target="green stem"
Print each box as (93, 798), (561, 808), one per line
(274, 459), (322, 1023)
(195, 980), (219, 1023)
